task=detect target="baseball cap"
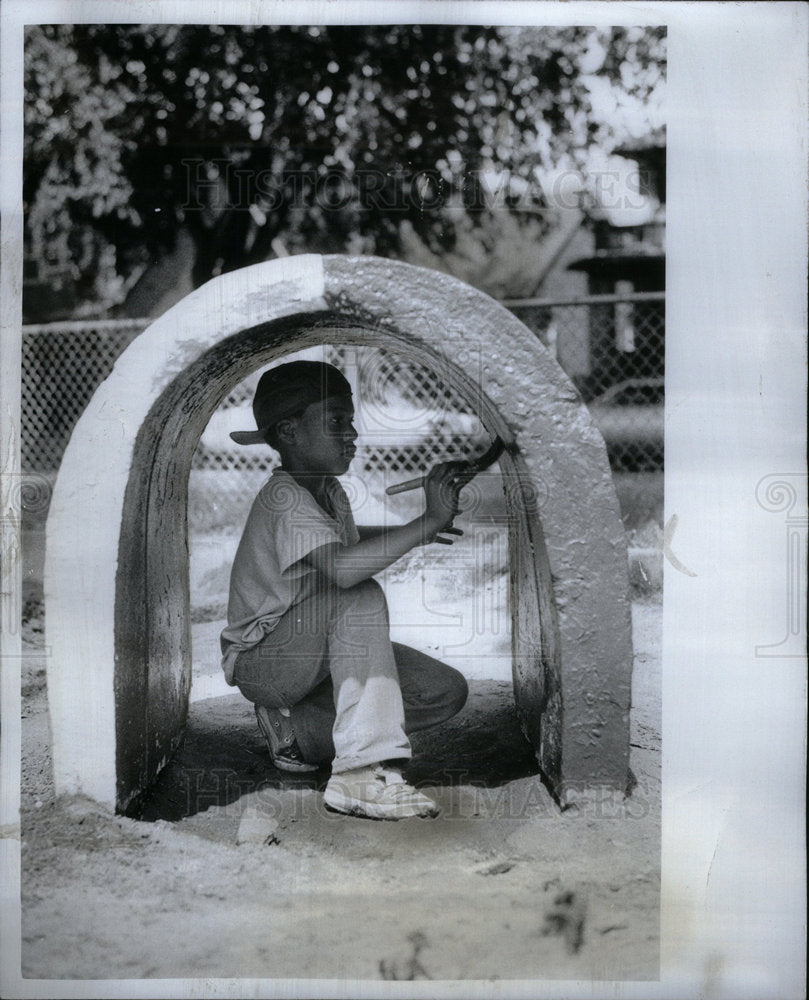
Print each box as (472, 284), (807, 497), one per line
(229, 361), (353, 445)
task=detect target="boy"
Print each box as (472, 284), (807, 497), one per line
(221, 360), (471, 820)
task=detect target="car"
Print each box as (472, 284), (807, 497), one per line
(587, 377), (664, 470)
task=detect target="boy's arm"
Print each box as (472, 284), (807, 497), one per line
(305, 462), (471, 589)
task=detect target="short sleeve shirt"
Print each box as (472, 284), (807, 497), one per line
(220, 470), (359, 683)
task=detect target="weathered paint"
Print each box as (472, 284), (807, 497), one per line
(45, 255), (632, 811)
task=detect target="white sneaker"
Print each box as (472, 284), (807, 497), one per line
(324, 765), (439, 820)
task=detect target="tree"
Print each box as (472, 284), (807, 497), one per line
(23, 24), (665, 318)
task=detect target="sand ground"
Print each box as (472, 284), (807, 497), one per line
(18, 521), (661, 983)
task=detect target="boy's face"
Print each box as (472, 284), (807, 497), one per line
(285, 396), (357, 475)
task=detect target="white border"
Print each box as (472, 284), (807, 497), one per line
(2, 3), (807, 998)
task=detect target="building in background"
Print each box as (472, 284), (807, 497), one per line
(568, 135), (665, 402)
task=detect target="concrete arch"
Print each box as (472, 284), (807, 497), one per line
(45, 255), (633, 812)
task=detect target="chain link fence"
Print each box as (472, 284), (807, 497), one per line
(20, 292), (664, 526)
(21, 319), (147, 472)
(506, 291), (664, 471)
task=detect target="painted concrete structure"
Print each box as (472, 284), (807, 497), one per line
(45, 255), (633, 812)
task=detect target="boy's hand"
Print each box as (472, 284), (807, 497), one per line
(423, 461), (475, 541)
(433, 525), (464, 545)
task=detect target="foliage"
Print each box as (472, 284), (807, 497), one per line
(398, 207), (557, 300)
(23, 24), (665, 316)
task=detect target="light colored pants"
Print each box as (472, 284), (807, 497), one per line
(231, 577), (468, 773)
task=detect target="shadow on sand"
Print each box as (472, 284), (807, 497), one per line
(131, 678), (538, 822)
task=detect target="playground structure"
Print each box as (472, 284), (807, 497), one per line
(45, 255), (633, 812)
